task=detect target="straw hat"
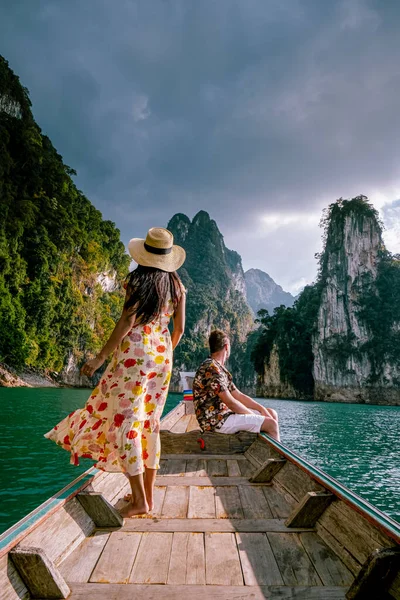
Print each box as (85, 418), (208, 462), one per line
(128, 227), (186, 272)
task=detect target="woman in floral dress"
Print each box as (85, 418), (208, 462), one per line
(45, 227), (186, 517)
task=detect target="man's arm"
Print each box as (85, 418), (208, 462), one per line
(231, 387), (269, 416)
(218, 390), (253, 415)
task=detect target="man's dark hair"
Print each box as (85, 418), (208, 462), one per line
(209, 329), (229, 353)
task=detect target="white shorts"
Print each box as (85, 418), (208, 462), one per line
(217, 410), (264, 434)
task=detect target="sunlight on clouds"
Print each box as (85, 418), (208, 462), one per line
(260, 212), (320, 232)
(132, 94), (150, 122)
(369, 191), (400, 255)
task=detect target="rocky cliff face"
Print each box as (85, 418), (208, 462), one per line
(245, 269), (294, 315)
(313, 198), (400, 405)
(257, 345), (303, 400)
(167, 211), (254, 389)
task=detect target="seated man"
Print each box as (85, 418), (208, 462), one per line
(193, 329), (280, 441)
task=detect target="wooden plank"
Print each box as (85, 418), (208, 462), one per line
(227, 459), (241, 477)
(188, 486), (216, 519)
(160, 403), (186, 431)
(250, 459), (286, 483)
(162, 458), (187, 476)
(0, 554), (29, 600)
(186, 414), (201, 432)
(167, 532), (189, 584)
(346, 547), (400, 600)
(89, 473), (128, 504)
(120, 518), (315, 533)
(170, 414), (192, 433)
(317, 501), (393, 566)
(19, 498), (94, 566)
(161, 486), (189, 518)
(10, 546), (70, 599)
(236, 532), (284, 585)
(77, 492), (123, 527)
(186, 532), (206, 584)
(167, 532), (205, 584)
(155, 476), (261, 486)
(205, 532), (243, 585)
(389, 569), (400, 598)
(245, 439), (276, 466)
(59, 531), (110, 583)
(264, 484), (296, 519)
(285, 491), (333, 528)
(274, 462), (325, 502)
(316, 523), (361, 577)
(185, 459), (207, 477)
(161, 453), (247, 461)
(239, 459), (255, 478)
(239, 485), (273, 519)
(207, 459), (228, 477)
(215, 487), (244, 519)
(267, 532), (322, 586)
(161, 431), (254, 454)
(90, 532), (141, 583)
(151, 486), (166, 517)
(300, 532), (353, 587)
(68, 582), (349, 599)
(129, 533), (173, 583)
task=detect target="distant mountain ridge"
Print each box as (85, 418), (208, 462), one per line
(245, 268), (295, 315)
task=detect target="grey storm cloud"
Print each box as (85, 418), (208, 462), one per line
(1, 0), (400, 292)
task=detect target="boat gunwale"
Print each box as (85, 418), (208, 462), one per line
(258, 432), (400, 545)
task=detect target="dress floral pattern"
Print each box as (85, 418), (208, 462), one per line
(45, 290), (181, 476)
(192, 357), (236, 432)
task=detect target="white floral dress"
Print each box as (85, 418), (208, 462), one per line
(45, 291), (180, 476)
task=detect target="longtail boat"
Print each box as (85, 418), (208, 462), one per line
(1, 393), (399, 599)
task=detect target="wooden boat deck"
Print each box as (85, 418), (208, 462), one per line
(58, 452), (352, 599)
(2, 400), (400, 600)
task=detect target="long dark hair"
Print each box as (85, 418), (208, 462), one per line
(124, 265), (183, 326)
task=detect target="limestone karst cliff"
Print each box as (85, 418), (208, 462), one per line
(245, 268), (294, 315)
(254, 196), (400, 405)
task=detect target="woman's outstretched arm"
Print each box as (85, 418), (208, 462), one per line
(80, 307), (136, 377)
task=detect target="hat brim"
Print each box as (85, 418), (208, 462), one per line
(128, 238), (186, 272)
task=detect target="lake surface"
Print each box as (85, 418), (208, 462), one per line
(0, 387), (399, 534)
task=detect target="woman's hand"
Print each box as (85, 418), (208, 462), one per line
(80, 356), (105, 378)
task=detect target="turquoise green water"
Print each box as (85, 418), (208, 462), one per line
(0, 388), (399, 534)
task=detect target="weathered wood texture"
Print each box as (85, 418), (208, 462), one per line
(389, 569), (400, 599)
(316, 499), (395, 573)
(160, 403), (186, 431)
(245, 439), (280, 467)
(155, 476), (265, 486)
(285, 491), (333, 528)
(300, 532), (353, 587)
(10, 546), (70, 599)
(77, 492), (123, 527)
(239, 485), (273, 519)
(167, 533), (205, 584)
(267, 532), (322, 586)
(129, 533), (173, 584)
(119, 518), (314, 533)
(90, 532), (141, 584)
(170, 414), (192, 433)
(161, 453), (247, 461)
(274, 461), (325, 502)
(17, 498), (94, 566)
(88, 472), (128, 505)
(161, 486), (189, 518)
(249, 459), (287, 483)
(236, 532), (283, 585)
(264, 483), (297, 519)
(188, 486), (216, 519)
(215, 486), (244, 519)
(59, 532), (109, 583)
(185, 458), (207, 477)
(68, 583), (349, 599)
(0, 554), (30, 600)
(186, 415), (201, 432)
(160, 430), (256, 454)
(345, 547), (400, 600)
(205, 532), (243, 585)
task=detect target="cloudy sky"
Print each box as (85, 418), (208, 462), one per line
(1, 0), (400, 293)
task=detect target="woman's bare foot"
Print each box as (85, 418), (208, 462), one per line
(119, 501), (149, 518)
(124, 493), (153, 511)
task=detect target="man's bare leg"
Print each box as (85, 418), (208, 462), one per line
(261, 416), (280, 442)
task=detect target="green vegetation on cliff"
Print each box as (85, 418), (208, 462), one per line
(0, 56), (129, 372)
(168, 211), (254, 384)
